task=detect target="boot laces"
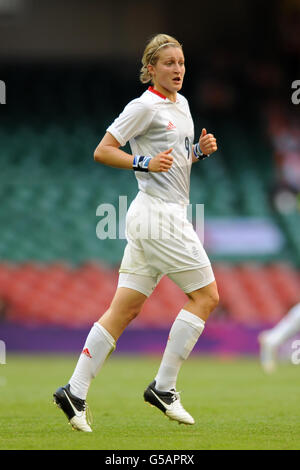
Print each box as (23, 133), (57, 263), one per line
(170, 390), (181, 403)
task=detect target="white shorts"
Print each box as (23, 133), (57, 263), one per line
(118, 191), (214, 295)
(118, 265), (215, 297)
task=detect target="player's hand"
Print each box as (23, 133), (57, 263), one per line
(148, 148), (174, 172)
(199, 128), (217, 155)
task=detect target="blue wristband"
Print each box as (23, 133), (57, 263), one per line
(133, 155), (152, 172)
(193, 143), (209, 160)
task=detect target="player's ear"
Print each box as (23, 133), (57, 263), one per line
(147, 64), (155, 79)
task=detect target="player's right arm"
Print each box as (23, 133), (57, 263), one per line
(94, 99), (173, 172)
(94, 133), (173, 173)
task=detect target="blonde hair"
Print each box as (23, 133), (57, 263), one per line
(140, 33), (182, 84)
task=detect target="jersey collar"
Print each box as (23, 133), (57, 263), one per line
(148, 86), (167, 100)
(147, 86), (180, 104)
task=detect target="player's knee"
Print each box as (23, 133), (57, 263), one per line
(203, 284), (219, 312)
(119, 298), (144, 322)
(208, 290), (219, 312)
(126, 304), (141, 322)
(192, 288), (219, 314)
(201, 286), (219, 312)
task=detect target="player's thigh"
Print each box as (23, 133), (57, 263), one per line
(118, 271), (161, 299)
(167, 265), (216, 295)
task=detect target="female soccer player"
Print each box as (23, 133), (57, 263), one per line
(54, 33), (219, 432)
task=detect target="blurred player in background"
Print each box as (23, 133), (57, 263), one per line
(259, 302), (300, 373)
(53, 33), (218, 432)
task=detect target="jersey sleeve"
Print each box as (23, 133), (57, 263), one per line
(106, 99), (155, 147)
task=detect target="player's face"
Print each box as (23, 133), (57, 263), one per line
(150, 47), (185, 97)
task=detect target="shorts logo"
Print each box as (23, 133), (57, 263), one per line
(191, 246), (200, 259)
(82, 348), (92, 359)
(166, 121), (176, 130)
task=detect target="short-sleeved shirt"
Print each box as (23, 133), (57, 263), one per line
(106, 86), (194, 205)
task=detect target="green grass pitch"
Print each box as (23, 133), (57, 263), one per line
(1, 354), (300, 450)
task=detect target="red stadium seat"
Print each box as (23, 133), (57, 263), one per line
(1, 262), (299, 328)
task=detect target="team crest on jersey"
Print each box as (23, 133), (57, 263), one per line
(166, 121), (176, 130)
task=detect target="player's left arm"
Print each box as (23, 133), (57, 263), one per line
(192, 128), (218, 163)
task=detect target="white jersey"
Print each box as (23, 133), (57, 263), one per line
(106, 86), (194, 204)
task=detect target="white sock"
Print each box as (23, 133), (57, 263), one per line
(69, 322), (116, 400)
(265, 303), (300, 347)
(155, 309), (205, 392)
